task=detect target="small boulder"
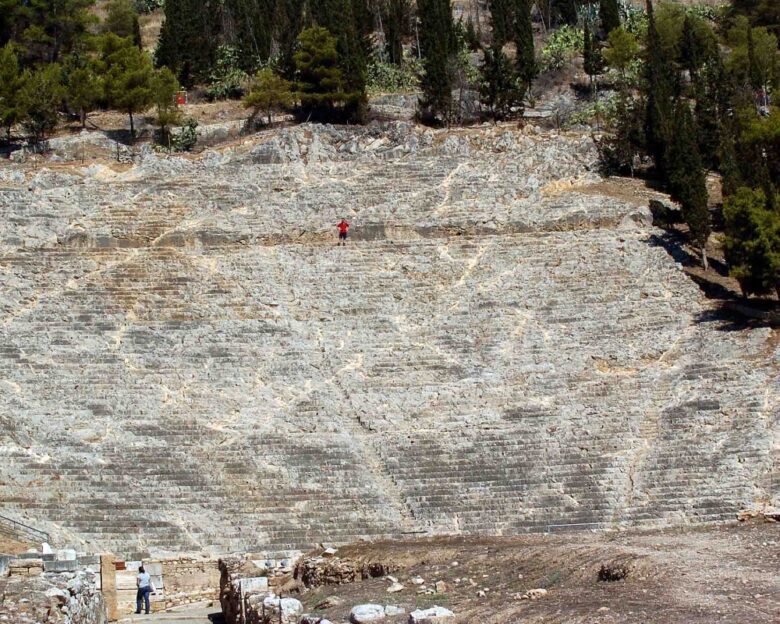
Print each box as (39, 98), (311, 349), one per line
(408, 606), (454, 623)
(263, 595), (304, 624)
(314, 596), (344, 610)
(520, 588), (548, 601)
(387, 582), (405, 593)
(350, 604), (386, 623)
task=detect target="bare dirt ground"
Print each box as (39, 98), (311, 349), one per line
(292, 522), (779, 624)
(0, 534), (32, 555)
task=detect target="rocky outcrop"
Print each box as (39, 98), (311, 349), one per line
(0, 122), (777, 555)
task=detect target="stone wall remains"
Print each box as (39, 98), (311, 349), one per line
(0, 567), (107, 624)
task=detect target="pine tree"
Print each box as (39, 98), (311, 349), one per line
(63, 55), (101, 128)
(243, 67), (294, 125)
(417, 0), (457, 123)
(724, 186), (780, 298)
(513, 0), (536, 89)
(644, 0), (673, 175)
(293, 26), (348, 120)
(599, 0), (621, 37)
(102, 34), (155, 139)
(17, 64), (65, 143)
(308, 0), (368, 120)
(718, 120), (743, 198)
(104, 0), (143, 48)
(692, 55), (727, 170)
(667, 101), (711, 269)
(13, 0), (96, 64)
(489, 0), (514, 47)
(0, 42), (26, 141)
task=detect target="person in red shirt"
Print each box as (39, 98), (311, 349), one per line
(337, 219), (350, 246)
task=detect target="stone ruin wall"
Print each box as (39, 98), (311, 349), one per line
(0, 561), (107, 624)
(0, 122), (777, 556)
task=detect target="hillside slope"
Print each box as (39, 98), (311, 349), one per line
(0, 123), (777, 555)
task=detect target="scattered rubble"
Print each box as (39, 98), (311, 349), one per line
(0, 569), (106, 624)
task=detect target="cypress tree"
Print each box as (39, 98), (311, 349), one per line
(513, 0), (536, 89)
(490, 0), (514, 47)
(644, 0), (673, 175)
(667, 101), (711, 269)
(480, 43), (523, 120)
(223, 0), (275, 69)
(558, 0), (578, 27)
(681, 14), (705, 80)
(583, 21), (603, 97)
(417, 0), (457, 123)
(382, 0), (412, 65)
(599, 0), (621, 37)
(275, 0), (306, 79)
(156, 0), (217, 85)
(382, 0), (411, 65)
(718, 120), (743, 198)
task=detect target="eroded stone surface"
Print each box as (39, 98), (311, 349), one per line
(0, 122), (777, 554)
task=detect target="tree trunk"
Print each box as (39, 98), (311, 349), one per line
(129, 110), (135, 142)
(701, 246), (709, 271)
(81, 109), (87, 129)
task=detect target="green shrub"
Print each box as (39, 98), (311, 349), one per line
(205, 45), (250, 101)
(172, 117), (198, 152)
(540, 25), (583, 73)
(619, 0), (648, 37)
(367, 53), (421, 94)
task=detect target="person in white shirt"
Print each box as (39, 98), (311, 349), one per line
(135, 565), (153, 614)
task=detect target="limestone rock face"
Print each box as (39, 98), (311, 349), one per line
(0, 122), (777, 555)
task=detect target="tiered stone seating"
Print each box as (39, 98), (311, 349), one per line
(0, 124), (776, 555)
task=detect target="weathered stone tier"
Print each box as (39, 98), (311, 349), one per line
(0, 123), (777, 554)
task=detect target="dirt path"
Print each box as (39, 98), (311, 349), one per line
(118, 602), (222, 624)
